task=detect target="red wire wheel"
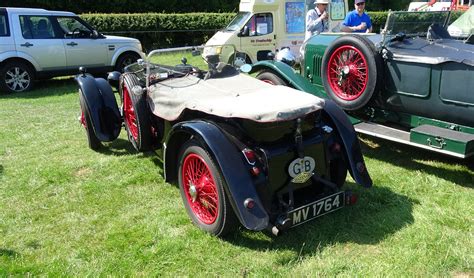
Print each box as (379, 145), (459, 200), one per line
(256, 71), (288, 86)
(178, 140), (238, 236)
(79, 90), (101, 150)
(181, 153), (219, 224)
(327, 45), (368, 101)
(321, 35), (382, 111)
(121, 74), (154, 151)
(122, 84), (139, 142)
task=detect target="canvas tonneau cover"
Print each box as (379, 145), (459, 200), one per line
(389, 37), (474, 66)
(147, 73), (325, 122)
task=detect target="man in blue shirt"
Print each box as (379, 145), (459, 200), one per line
(341, 0), (372, 33)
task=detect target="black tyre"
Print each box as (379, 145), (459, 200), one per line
(178, 140), (238, 236)
(115, 52), (141, 72)
(256, 71), (289, 86)
(321, 35), (382, 111)
(122, 74), (153, 152)
(230, 53), (252, 68)
(0, 61), (35, 93)
(79, 91), (102, 150)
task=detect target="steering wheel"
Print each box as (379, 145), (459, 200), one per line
(71, 28), (85, 38)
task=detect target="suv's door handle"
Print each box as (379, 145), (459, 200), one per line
(66, 42), (78, 46)
(20, 42), (34, 47)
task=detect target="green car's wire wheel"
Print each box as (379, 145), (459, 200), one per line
(322, 35), (382, 111)
(327, 45), (368, 101)
(122, 74), (154, 151)
(178, 140), (238, 236)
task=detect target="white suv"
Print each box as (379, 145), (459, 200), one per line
(0, 7), (145, 93)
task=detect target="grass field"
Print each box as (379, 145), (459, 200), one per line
(0, 76), (473, 276)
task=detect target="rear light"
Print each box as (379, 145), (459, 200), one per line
(242, 148), (262, 177)
(345, 192), (358, 205)
(244, 198), (255, 209)
(242, 148), (256, 165)
(250, 166), (260, 176)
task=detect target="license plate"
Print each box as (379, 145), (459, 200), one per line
(289, 191), (345, 227)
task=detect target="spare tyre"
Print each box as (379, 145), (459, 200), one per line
(321, 35), (382, 111)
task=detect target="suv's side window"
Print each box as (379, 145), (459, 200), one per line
(57, 17), (92, 38)
(0, 13), (9, 37)
(244, 13), (274, 37)
(20, 16), (57, 39)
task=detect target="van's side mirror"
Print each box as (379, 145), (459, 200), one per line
(239, 26), (249, 37)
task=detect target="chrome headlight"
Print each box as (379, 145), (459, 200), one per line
(275, 48), (296, 67)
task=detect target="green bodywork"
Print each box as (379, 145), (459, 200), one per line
(251, 32), (474, 158)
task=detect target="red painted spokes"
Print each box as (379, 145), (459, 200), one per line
(122, 85), (139, 141)
(80, 111), (87, 128)
(327, 45), (368, 101)
(182, 153), (219, 224)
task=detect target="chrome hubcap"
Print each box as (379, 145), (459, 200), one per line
(189, 183), (198, 202)
(5, 67), (30, 92)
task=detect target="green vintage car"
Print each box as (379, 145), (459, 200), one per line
(251, 10), (474, 158)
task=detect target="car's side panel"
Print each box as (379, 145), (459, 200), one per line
(76, 74), (121, 142)
(385, 60), (431, 98)
(0, 50), (39, 71)
(164, 121), (270, 231)
(439, 62), (474, 106)
(11, 14), (67, 71)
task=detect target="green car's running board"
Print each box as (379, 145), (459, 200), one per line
(354, 122), (474, 158)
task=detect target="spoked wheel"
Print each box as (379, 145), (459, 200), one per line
(178, 140), (238, 236)
(321, 35), (382, 111)
(122, 74), (153, 151)
(0, 61), (35, 93)
(256, 71), (288, 86)
(79, 91), (101, 150)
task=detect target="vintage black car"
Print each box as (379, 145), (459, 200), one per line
(76, 45), (372, 236)
(251, 11), (474, 158)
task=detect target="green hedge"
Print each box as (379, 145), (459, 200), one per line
(80, 13), (236, 50)
(79, 11), (464, 50)
(2, 0), (240, 13)
(80, 13), (236, 32)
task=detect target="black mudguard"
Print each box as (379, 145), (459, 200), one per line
(164, 120), (269, 231)
(323, 101), (373, 188)
(76, 73), (121, 142)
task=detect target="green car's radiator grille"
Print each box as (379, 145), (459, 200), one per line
(312, 54), (323, 82)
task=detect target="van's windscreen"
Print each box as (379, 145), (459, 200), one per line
(225, 12), (252, 31)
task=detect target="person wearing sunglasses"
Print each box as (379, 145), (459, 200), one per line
(341, 0), (372, 33)
(305, 0), (330, 40)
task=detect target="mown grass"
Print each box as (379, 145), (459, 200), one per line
(0, 76), (473, 276)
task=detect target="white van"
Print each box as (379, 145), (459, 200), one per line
(205, 0), (348, 64)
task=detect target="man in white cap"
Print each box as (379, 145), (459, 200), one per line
(305, 0), (329, 40)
